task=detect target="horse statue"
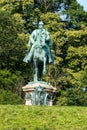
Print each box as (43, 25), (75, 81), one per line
(33, 40), (48, 81)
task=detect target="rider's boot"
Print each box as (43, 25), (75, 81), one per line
(46, 45), (53, 64)
(48, 53), (53, 64)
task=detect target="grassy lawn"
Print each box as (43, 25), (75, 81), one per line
(0, 105), (87, 130)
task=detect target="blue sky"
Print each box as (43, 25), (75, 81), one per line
(77, 0), (87, 11)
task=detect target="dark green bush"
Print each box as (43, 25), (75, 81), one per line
(0, 89), (23, 104)
(58, 87), (87, 106)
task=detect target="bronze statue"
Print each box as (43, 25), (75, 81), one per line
(23, 21), (54, 81)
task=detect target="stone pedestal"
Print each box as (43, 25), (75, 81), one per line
(22, 81), (56, 106)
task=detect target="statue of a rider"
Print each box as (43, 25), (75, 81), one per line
(23, 21), (54, 64)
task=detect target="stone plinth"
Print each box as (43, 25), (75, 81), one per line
(22, 81), (56, 106)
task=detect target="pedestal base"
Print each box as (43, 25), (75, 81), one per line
(22, 81), (56, 106)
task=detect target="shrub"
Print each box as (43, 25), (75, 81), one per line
(58, 87), (87, 106)
(0, 89), (23, 104)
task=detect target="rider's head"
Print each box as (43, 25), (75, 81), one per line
(38, 21), (44, 29)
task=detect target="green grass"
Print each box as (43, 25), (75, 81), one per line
(0, 105), (87, 130)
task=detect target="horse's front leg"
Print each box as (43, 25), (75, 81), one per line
(43, 57), (46, 75)
(34, 59), (38, 81)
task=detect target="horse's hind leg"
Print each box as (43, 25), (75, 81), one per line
(34, 59), (38, 81)
(34, 70), (38, 81)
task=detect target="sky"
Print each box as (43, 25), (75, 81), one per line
(77, 0), (87, 11)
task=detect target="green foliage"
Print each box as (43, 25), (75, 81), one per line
(0, 89), (23, 104)
(0, 10), (27, 70)
(58, 87), (87, 106)
(0, 69), (18, 90)
(81, 69), (87, 89)
(0, 69), (24, 96)
(0, 106), (87, 129)
(34, 0), (55, 13)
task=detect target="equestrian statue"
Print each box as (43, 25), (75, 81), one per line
(23, 21), (54, 81)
